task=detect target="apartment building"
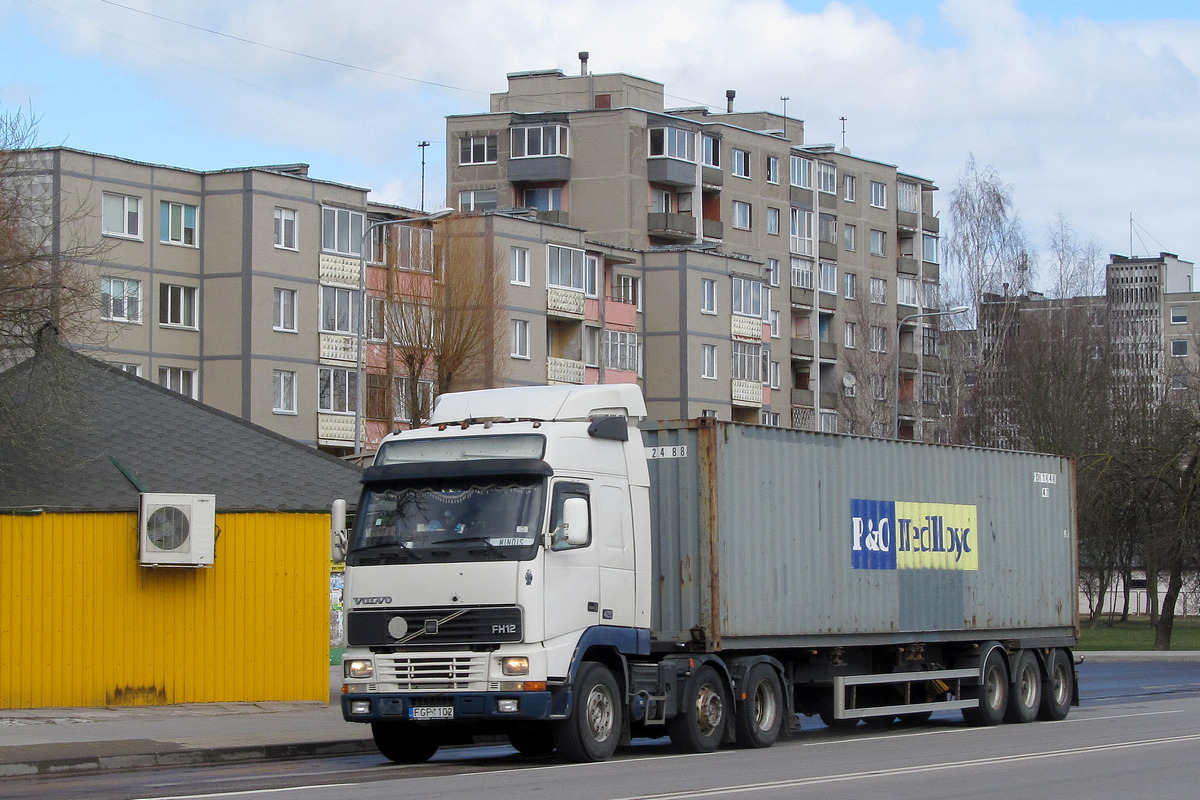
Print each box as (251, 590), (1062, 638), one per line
(445, 62), (946, 436)
(18, 147), (432, 455)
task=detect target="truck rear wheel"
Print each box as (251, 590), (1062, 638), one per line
(1038, 648), (1073, 721)
(962, 648), (1008, 726)
(553, 661), (621, 762)
(668, 664), (728, 753)
(1004, 650), (1042, 724)
(371, 721), (439, 763)
(734, 664), (783, 748)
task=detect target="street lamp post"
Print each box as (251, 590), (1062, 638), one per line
(894, 305), (969, 440)
(354, 207), (454, 456)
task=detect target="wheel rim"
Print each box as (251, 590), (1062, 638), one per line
(1050, 661), (1070, 706)
(984, 665), (1005, 711)
(1017, 663), (1038, 708)
(695, 683), (724, 736)
(753, 681), (778, 732)
(585, 683), (615, 742)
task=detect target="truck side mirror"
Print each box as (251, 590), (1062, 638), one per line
(551, 497), (590, 550)
(331, 498), (347, 562)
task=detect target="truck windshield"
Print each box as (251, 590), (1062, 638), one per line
(347, 476), (545, 565)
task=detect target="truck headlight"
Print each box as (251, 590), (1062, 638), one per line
(501, 656), (530, 676)
(345, 659), (374, 679)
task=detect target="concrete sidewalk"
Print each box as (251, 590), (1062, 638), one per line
(1, 653), (1196, 777)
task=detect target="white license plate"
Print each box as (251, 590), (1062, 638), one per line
(409, 705), (454, 720)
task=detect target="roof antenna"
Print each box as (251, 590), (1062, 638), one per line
(781, 96), (789, 139)
(839, 117), (848, 149)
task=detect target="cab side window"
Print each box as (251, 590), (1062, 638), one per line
(549, 481), (591, 550)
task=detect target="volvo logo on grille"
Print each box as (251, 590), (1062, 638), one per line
(424, 619), (440, 634)
(387, 616), (409, 639)
(354, 596), (392, 606)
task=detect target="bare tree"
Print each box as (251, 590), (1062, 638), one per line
(1045, 214), (1104, 300)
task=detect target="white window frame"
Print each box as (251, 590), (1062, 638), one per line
(898, 181), (920, 213)
(1171, 339), (1189, 357)
(523, 186), (563, 212)
(769, 360), (781, 389)
(160, 201), (198, 247)
(321, 206), (365, 257)
(897, 276), (919, 307)
(870, 325), (888, 353)
(923, 233), (939, 264)
(770, 310), (781, 339)
(701, 278), (717, 314)
(102, 192), (141, 239)
(818, 262), (837, 295)
(584, 325), (602, 367)
(320, 285), (358, 335)
(159, 283), (198, 329)
(604, 330), (642, 375)
(701, 343), (718, 379)
(870, 277), (887, 305)
(702, 134), (721, 168)
(274, 207), (298, 250)
(1171, 306), (1188, 324)
(459, 188), (498, 212)
(731, 276), (764, 319)
(843, 174), (856, 202)
(844, 223), (857, 252)
(818, 162), (837, 194)
(318, 366), (356, 414)
(511, 124), (569, 158)
(790, 208), (813, 256)
(731, 341), (762, 382)
(790, 156), (812, 189)
(870, 181), (887, 209)
(791, 258), (814, 290)
(870, 229), (887, 257)
(510, 246), (530, 286)
(459, 134), (498, 165)
(511, 319), (530, 359)
(113, 362), (141, 377)
(272, 369), (297, 414)
(393, 378), (436, 423)
(766, 258), (780, 287)
(766, 156), (779, 185)
(766, 207), (780, 236)
(732, 200), (751, 231)
(101, 276), (142, 323)
(158, 366), (196, 399)
(612, 273), (640, 309)
(844, 272), (857, 299)
(547, 244), (587, 292)
(818, 213), (837, 245)
(273, 287), (297, 333)
(844, 321), (857, 349)
(731, 148), (751, 179)
(648, 127), (695, 162)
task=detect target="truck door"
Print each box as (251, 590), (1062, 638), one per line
(543, 481), (600, 642)
(595, 482), (635, 627)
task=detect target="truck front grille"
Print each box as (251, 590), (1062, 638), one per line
(374, 653), (488, 691)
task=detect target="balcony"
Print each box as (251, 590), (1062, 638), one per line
(547, 287), (585, 319)
(923, 261), (940, 281)
(547, 357), (585, 384)
(791, 388), (815, 406)
(923, 214), (940, 233)
(791, 405), (816, 431)
(702, 165), (723, 186)
(731, 379), (763, 408)
(319, 333), (356, 363)
(647, 158), (697, 187)
(819, 241), (838, 261)
(508, 155), (571, 183)
(790, 338), (814, 360)
(819, 391), (839, 410)
(898, 255), (919, 275)
(897, 209), (919, 231)
(791, 286), (814, 307)
(818, 341), (838, 360)
(818, 292), (837, 311)
(731, 314), (764, 341)
(317, 413), (354, 445)
(898, 352), (919, 371)
(818, 191), (838, 210)
(702, 218), (724, 240)
(647, 212), (697, 241)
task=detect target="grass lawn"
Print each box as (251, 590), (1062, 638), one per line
(1076, 615), (1200, 650)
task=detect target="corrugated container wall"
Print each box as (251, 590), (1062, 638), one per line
(644, 420), (1078, 650)
(0, 512), (330, 708)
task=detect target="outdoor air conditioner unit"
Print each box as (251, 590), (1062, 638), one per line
(138, 493), (216, 567)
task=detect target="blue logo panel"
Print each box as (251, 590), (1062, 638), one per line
(850, 498), (896, 570)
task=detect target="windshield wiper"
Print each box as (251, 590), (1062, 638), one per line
(430, 535), (513, 559)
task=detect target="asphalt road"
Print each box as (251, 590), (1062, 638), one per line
(8, 659), (1200, 800)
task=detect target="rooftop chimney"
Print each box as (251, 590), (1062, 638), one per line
(579, 51), (589, 76)
(726, 90), (736, 113)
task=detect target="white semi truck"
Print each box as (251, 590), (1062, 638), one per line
(335, 384), (1077, 762)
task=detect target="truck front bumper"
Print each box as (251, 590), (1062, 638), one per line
(341, 691), (556, 723)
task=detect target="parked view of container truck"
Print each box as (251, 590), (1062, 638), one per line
(334, 384), (1078, 763)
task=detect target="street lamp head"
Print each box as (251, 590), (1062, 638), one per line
(421, 207), (454, 222)
(947, 305), (970, 314)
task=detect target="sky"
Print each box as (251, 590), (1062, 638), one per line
(3, 0), (1198, 288)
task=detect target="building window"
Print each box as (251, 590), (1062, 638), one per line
(869, 325), (888, 353)
(769, 360), (781, 389)
(318, 366), (356, 413)
(394, 378), (435, 422)
(770, 310), (781, 338)
(766, 207), (780, 236)
(273, 369), (297, 414)
(818, 213), (837, 245)
(160, 201), (198, 247)
(870, 277), (887, 304)
(923, 326), (940, 356)
(604, 330), (642, 375)
(844, 272), (857, 299)
(922, 372), (943, 404)
(101, 276), (141, 323)
(366, 295), (386, 341)
(870, 181), (887, 209)
(648, 127), (695, 161)
(897, 276), (919, 307)
(523, 187), (563, 211)
(1171, 339), (1188, 357)
(321, 206), (365, 256)
(819, 262), (837, 295)
(702, 134), (721, 168)
(818, 162), (837, 194)
(731, 148), (751, 178)
(650, 187), (673, 214)
(871, 375), (887, 401)
(701, 278), (717, 314)
(761, 411), (780, 425)
(898, 181), (919, 213)
(112, 362), (141, 377)
(844, 321), (857, 349)
(870, 229), (887, 256)
(766, 258), (780, 287)
(512, 124), (569, 158)
(511, 246), (529, 285)
(511, 319), (530, 359)
(102, 192), (141, 239)
(159, 284), (198, 328)
(158, 366), (196, 399)
(843, 174), (856, 202)
(701, 343), (718, 379)
(612, 273), (640, 308)
(274, 207), (297, 250)
(923, 233), (939, 263)
(547, 244), (587, 291)
(844, 372), (858, 398)
(731, 341), (762, 382)
(732, 276), (764, 318)
(844, 223), (857, 252)
(1171, 306), (1187, 324)
(923, 281), (940, 310)
(790, 156), (812, 189)
(790, 208), (813, 255)
(732, 200), (752, 230)
(791, 258), (814, 290)
(459, 134), (498, 165)
(273, 288), (297, 332)
(459, 189), (498, 212)
(320, 285), (358, 334)
(766, 156), (780, 185)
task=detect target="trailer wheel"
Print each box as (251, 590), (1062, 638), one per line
(553, 661), (621, 762)
(371, 721), (439, 763)
(734, 664), (783, 748)
(962, 648), (1008, 726)
(668, 664), (729, 753)
(507, 724), (556, 756)
(1005, 650), (1042, 724)
(1038, 648), (1073, 721)
(818, 711), (860, 730)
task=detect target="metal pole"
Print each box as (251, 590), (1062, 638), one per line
(894, 306), (969, 440)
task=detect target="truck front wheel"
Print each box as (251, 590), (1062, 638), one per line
(371, 721), (439, 763)
(668, 664), (729, 753)
(734, 664), (783, 748)
(553, 661), (622, 762)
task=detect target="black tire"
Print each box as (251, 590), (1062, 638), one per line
(552, 661), (622, 762)
(1038, 648), (1073, 721)
(667, 664), (729, 753)
(962, 647), (1009, 726)
(818, 710), (860, 730)
(371, 721), (440, 763)
(734, 664), (784, 748)
(898, 710), (933, 724)
(1005, 650), (1042, 724)
(507, 724), (556, 756)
